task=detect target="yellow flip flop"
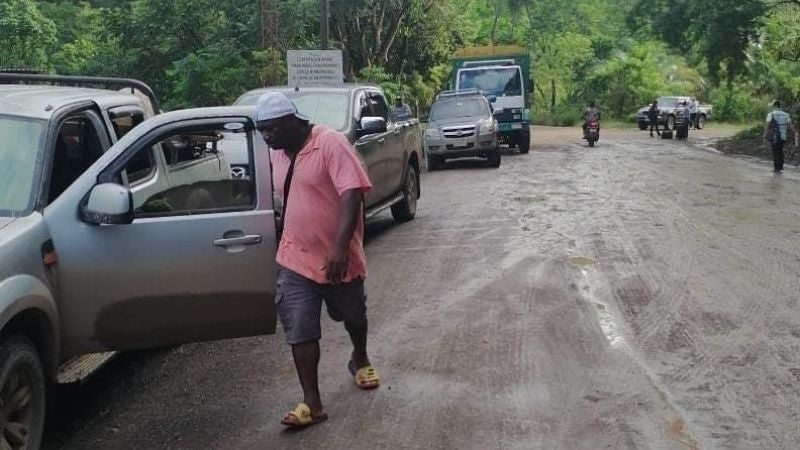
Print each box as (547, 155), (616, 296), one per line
(281, 402), (328, 428)
(348, 360), (380, 390)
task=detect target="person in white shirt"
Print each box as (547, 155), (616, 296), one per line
(763, 100), (799, 173)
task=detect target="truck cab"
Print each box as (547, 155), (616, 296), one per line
(0, 74), (278, 448)
(450, 46), (532, 154)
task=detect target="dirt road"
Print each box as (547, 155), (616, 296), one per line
(44, 126), (800, 449)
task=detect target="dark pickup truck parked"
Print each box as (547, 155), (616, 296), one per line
(234, 85), (422, 222)
(636, 96), (713, 130)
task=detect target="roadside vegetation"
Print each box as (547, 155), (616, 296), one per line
(1, 0), (798, 130)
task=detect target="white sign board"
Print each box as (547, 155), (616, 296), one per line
(287, 50), (344, 87)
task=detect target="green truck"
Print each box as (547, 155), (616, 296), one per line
(450, 45), (532, 153)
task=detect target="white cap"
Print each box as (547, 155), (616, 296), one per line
(254, 91), (309, 122)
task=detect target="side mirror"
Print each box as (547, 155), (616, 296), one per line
(488, 95), (498, 104)
(81, 183), (134, 225)
(359, 117), (387, 136)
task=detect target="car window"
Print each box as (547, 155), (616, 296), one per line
(430, 99), (489, 121)
(48, 114), (105, 203)
(111, 109), (154, 185)
(290, 93), (349, 131)
(234, 91), (350, 131)
(121, 122), (255, 218)
(357, 93), (372, 120)
(0, 115), (45, 215)
(367, 92), (390, 121)
(457, 67), (522, 96)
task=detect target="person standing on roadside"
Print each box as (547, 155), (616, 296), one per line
(687, 97), (697, 129)
(390, 96), (413, 121)
(648, 100), (661, 137)
(255, 91), (379, 429)
(763, 100), (799, 174)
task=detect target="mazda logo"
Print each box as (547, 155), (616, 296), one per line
(231, 167), (247, 178)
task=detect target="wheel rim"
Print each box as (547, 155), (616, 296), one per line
(698, 116), (705, 128)
(405, 170), (417, 214)
(667, 117), (674, 129)
(0, 370), (33, 449)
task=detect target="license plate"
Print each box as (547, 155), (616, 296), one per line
(450, 138), (469, 147)
(512, 123), (523, 130)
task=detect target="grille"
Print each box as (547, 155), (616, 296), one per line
(442, 125), (476, 139)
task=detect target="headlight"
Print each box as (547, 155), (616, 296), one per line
(425, 128), (441, 139)
(479, 121), (495, 134)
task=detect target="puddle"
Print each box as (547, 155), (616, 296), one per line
(570, 256), (595, 268)
(515, 195), (547, 204)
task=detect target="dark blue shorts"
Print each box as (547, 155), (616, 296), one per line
(276, 267), (367, 345)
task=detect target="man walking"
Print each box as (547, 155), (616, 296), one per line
(390, 95), (413, 121)
(763, 100), (798, 173)
(255, 91), (379, 428)
(648, 100), (660, 137)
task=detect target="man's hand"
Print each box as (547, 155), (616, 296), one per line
(325, 245), (349, 284)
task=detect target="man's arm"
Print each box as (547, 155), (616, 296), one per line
(326, 188), (362, 284)
(763, 113), (772, 139)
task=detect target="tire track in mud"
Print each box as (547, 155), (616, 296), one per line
(604, 141), (800, 448)
(516, 129), (800, 449)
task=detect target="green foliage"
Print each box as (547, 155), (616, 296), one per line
(0, 0), (57, 69)
(0, 0), (796, 123)
(167, 42), (256, 109)
(585, 40), (701, 117)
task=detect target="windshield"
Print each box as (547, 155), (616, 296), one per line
(658, 97), (679, 108)
(236, 91), (350, 131)
(430, 98), (489, 121)
(0, 116), (45, 216)
(457, 67), (522, 96)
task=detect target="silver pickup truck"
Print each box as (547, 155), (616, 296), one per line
(233, 84), (422, 222)
(0, 74), (279, 448)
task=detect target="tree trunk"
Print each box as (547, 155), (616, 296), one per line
(550, 79), (556, 113)
(260, 0), (279, 48)
(491, 1), (501, 46)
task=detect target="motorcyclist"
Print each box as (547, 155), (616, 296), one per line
(581, 101), (600, 139)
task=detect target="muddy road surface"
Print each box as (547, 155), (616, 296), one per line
(44, 126), (800, 449)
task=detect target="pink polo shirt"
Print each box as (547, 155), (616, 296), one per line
(270, 125), (372, 284)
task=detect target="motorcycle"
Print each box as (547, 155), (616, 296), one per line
(585, 119), (599, 147)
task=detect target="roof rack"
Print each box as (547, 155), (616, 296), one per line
(436, 89), (485, 100)
(0, 73), (160, 112)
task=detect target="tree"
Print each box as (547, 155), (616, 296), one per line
(0, 0), (57, 69)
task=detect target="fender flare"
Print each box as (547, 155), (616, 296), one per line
(0, 275), (60, 381)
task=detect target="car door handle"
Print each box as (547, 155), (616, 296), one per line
(213, 235), (263, 247)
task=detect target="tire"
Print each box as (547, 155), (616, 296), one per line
(696, 114), (706, 130)
(588, 137), (595, 147)
(638, 122), (648, 131)
(518, 131), (530, 154)
(487, 151), (501, 168)
(0, 336), (46, 450)
(427, 155), (442, 171)
(666, 115), (675, 130)
(391, 164), (418, 222)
